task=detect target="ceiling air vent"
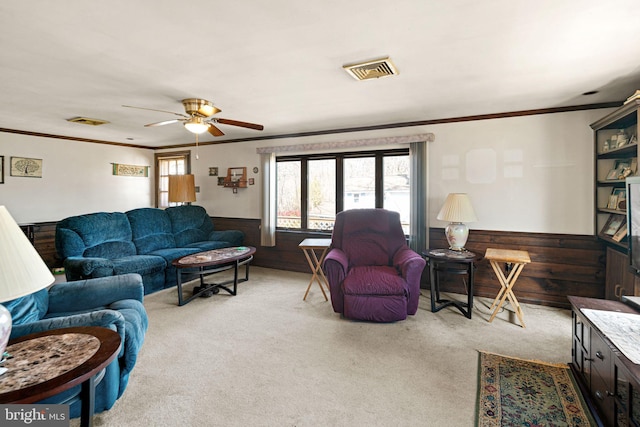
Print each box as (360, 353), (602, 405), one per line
(67, 117), (110, 126)
(343, 57), (398, 81)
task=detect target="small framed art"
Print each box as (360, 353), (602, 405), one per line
(0, 156), (4, 183)
(612, 222), (628, 242)
(10, 156), (42, 178)
(601, 214), (625, 237)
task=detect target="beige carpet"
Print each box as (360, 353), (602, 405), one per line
(76, 267), (573, 427)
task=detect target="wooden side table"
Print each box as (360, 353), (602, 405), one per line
(485, 248), (531, 328)
(298, 238), (331, 301)
(0, 326), (121, 427)
(423, 249), (477, 319)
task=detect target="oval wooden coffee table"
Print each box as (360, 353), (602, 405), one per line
(172, 246), (256, 306)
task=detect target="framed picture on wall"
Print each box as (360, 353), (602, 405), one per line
(10, 156), (42, 178)
(0, 156), (4, 183)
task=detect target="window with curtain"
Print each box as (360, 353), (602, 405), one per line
(155, 150), (191, 208)
(275, 149), (410, 233)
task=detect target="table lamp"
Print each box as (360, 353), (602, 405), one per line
(436, 193), (477, 251)
(0, 206), (55, 360)
(168, 174), (196, 204)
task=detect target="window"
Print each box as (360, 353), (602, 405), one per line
(308, 158), (336, 230)
(155, 151), (191, 208)
(276, 149), (410, 232)
(344, 157), (375, 210)
(276, 160), (301, 228)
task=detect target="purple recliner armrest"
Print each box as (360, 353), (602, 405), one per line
(393, 247), (426, 315)
(323, 248), (349, 313)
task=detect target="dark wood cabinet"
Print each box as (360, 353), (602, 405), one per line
(569, 296), (640, 426)
(605, 247), (638, 301)
(614, 362), (640, 426)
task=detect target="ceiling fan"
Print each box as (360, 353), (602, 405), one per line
(123, 98), (264, 137)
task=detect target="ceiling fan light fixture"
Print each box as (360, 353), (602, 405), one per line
(184, 117), (209, 134)
(181, 98), (220, 117)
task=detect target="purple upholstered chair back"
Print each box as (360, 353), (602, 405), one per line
(331, 209), (408, 267)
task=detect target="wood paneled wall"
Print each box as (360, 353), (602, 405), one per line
(212, 218), (606, 308)
(31, 222), (62, 269)
(428, 228), (605, 308)
(34, 216), (605, 308)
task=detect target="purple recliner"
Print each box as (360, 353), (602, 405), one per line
(323, 209), (426, 322)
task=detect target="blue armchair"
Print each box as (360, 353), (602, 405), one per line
(1, 273), (148, 418)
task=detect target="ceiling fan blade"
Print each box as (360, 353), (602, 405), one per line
(122, 105), (188, 118)
(145, 119), (181, 127)
(207, 124), (225, 137)
(216, 118), (264, 131)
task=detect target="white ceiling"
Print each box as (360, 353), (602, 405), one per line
(2, 0), (640, 148)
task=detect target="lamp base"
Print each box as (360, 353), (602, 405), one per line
(445, 222), (469, 251)
(0, 304), (12, 365)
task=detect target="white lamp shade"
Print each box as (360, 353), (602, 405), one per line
(0, 206), (54, 362)
(168, 174), (196, 203)
(436, 193), (477, 223)
(0, 206), (54, 302)
(0, 206), (55, 302)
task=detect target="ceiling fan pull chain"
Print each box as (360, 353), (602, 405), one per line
(195, 133), (199, 160)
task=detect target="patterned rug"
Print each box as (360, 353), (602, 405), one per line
(476, 351), (595, 427)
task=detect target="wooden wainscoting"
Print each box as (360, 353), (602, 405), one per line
(429, 228), (605, 308)
(211, 217), (328, 273)
(34, 217), (605, 308)
(30, 222), (62, 269)
(212, 220), (606, 308)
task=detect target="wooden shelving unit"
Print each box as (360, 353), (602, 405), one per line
(591, 100), (639, 251)
(591, 100), (640, 300)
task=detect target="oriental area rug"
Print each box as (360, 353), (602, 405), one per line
(476, 351), (595, 427)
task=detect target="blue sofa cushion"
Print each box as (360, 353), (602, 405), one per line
(166, 205), (215, 247)
(3, 289), (49, 325)
(56, 212), (136, 259)
(85, 241), (137, 259)
(149, 247), (201, 263)
(126, 208), (177, 254)
(112, 256), (166, 276)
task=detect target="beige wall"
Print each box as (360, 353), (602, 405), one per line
(1, 107), (611, 234)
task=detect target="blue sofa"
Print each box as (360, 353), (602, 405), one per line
(2, 273), (147, 418)
(55, 205), (244, 294)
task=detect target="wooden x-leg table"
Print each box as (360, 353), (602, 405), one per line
(485, 248), (531, 328)
(298, 238), (331, 301)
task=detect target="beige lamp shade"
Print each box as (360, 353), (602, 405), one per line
(436, 193), (477, 251)
(436, 193), (477, 223)
(168, 174), (196, 203)
(0, 206), (54, 302)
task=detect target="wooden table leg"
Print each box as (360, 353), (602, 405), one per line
(488, 261), (527, 328)
(80, 375), (96, 427)
(302, 247), (329, 301)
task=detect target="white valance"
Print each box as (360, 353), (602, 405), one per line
(256, 133), (435, 154)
